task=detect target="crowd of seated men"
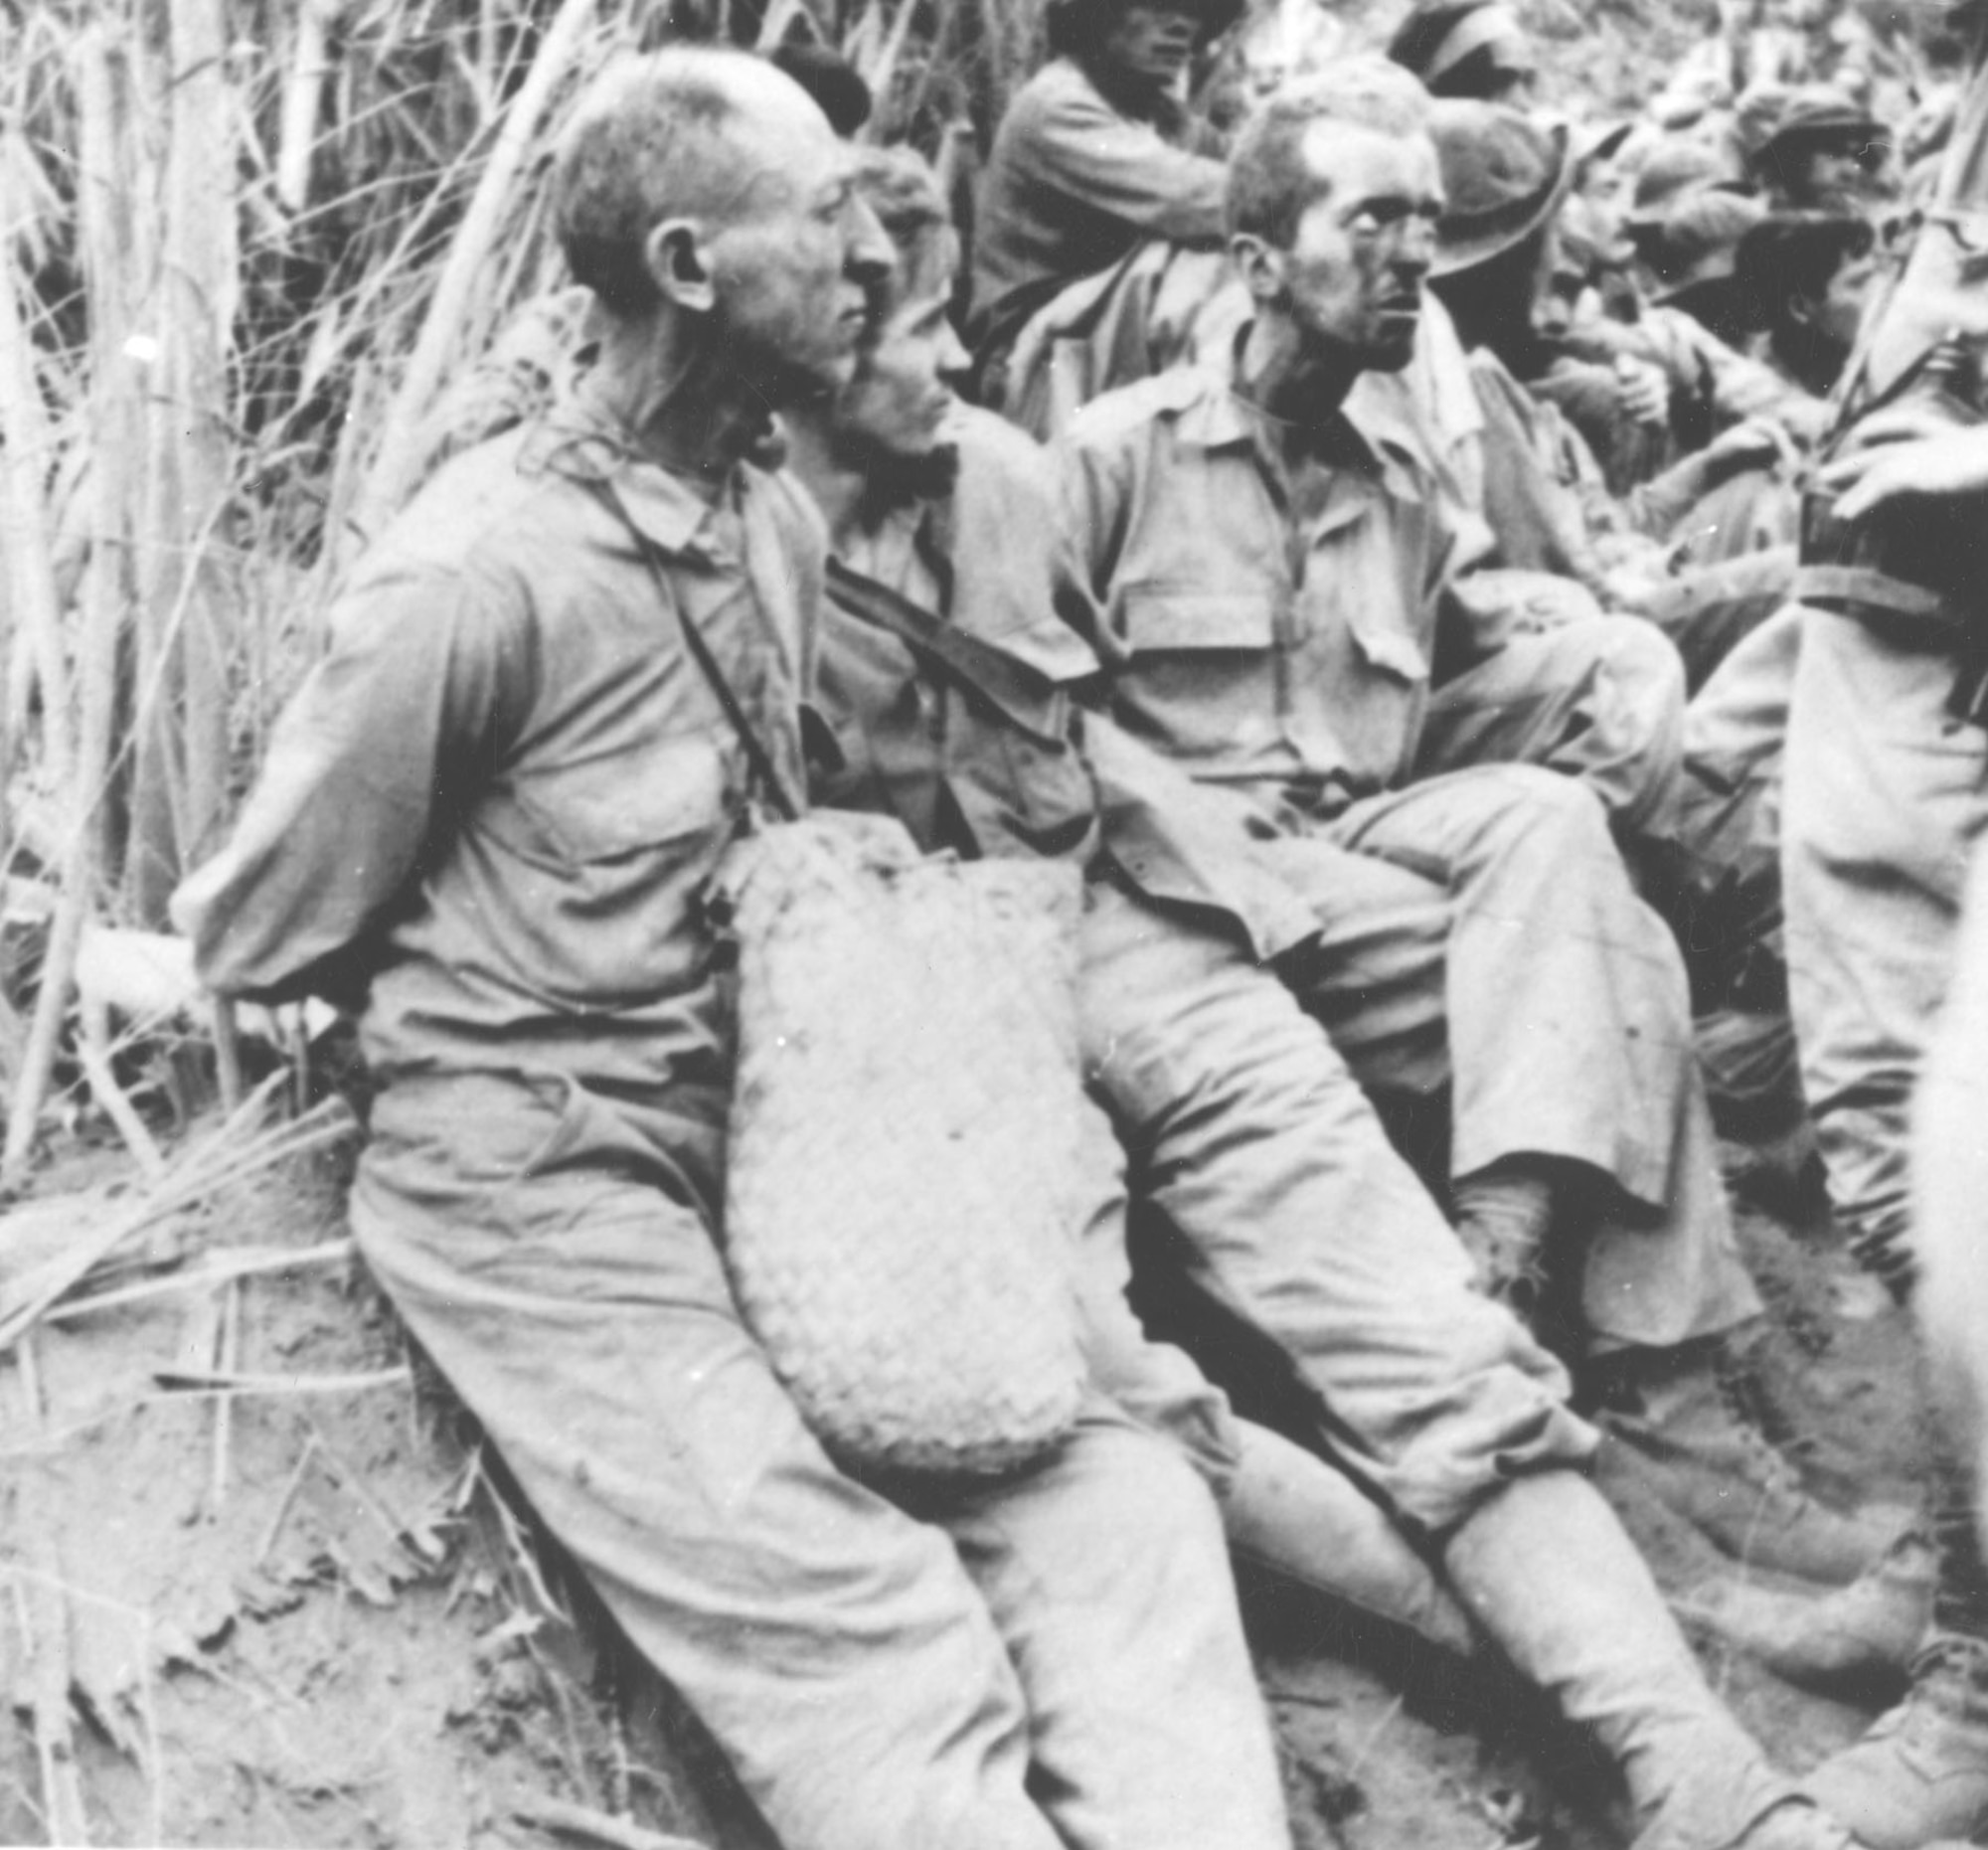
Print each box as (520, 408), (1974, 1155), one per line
(176, 8), (1988, 1848)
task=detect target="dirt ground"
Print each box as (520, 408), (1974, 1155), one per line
(0, 1109), (1936, 1850)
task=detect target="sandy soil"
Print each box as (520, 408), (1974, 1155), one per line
(0, 1118), (1933, 1850)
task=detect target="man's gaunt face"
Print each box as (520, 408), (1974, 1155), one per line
(833, 252), (970, 466)
(1274, 122), (1443, 374)
(699, 91), (894, 401)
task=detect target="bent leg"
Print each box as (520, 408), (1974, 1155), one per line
(919, 1406), (1290, 1850)
(1318, 768), (1756, 1349)
(1079, 882), (1596, 1533)
(1419, 615), (1687, 840)
(356, 1073), (1062, 1850)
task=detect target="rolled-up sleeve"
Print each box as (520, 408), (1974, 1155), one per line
(172, 560), (533, 1004)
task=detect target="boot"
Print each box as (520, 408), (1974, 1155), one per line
(1440, 1468), (1823, 1850)
(1674, 1532), (1934, 1697)
(1591, 1338), (1912, 1586)
(1803, 1634), (1988, 1850)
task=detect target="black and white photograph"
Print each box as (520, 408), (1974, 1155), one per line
(1, 1), (1982, 1845)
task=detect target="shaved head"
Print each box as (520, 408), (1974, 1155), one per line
(554, 48), (836, 315)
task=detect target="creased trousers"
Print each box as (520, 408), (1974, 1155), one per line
(1418, 615), (1688, 841)
(1251, 772), (1755, 1350)
(1079, 881), (1597, 1533)
(1784, 607), (1988, 1289)
(353, 1069), (1287, 1850)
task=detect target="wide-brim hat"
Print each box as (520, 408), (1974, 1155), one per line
(1622, 138), (1749, 229)
(1753, 84), (1885, 165)
(1644, 188), (1768, 298)
(1428, 101), (1576, 278)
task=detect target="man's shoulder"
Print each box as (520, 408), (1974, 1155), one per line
(1004, 59), (1098, 127)
(1065, 365), (1218, 453)
(366, 423), (575, 582)
(948, 404), (1055, 493)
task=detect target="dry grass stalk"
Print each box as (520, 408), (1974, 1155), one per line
(75, 1000), (169, 1179)
(353, 0), (602, 541)
(1, 30), (144, 1189)
(124, 0), (243, 923)
(0, 1083), (356, 1354)
(513, 1790), (709, 1850)
(44, 1235), (352, 1322)
(13, 1334), (92, 1846)
(0, 133), (73, 795)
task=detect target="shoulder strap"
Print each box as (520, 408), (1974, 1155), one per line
(824, 556), (1072, 748)
(594, 477), (801, 823)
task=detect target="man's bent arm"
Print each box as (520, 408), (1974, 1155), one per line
(172, 560), (532, 1004)
(1016, 82), (1229, 244)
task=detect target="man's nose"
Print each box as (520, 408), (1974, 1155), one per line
(844, 191), (894, 285)
(938, 318), (972, 377)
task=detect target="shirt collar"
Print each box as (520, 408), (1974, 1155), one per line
(1176, 343), (1427, 508)
(524, 382), (757, 559)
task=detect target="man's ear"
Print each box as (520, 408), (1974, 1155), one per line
(1231, 232), (1285, 305)
(1785, 287), (1816, 332)
(646, 219), (717, 313)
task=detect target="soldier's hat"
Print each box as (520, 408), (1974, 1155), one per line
(1428, 100), (1576, 278)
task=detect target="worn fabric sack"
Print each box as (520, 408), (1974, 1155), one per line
(721, 814), (1089, 1481)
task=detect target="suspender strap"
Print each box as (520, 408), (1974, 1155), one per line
(593, 477), (802, 823)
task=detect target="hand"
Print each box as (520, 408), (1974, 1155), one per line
(1699, 417), (1797, 487)
(1614, 356), (1670, 429)
(1818, 424), (1988, 525)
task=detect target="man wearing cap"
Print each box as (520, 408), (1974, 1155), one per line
(968, 0), (1238, 391)
(1752, 84), (1894, 215)
(170, 48), (1297, 1850)
(1423, 101), (1801, 689)
(1553, 144), (1826, 465)
(1385, 0), (1538, 103)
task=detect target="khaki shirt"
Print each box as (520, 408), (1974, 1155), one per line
(971, 59), (1227, 353)
(1060, 365), (1475, 823)
(812, 406), (1320, 962)
(173, 387), (822, 1097)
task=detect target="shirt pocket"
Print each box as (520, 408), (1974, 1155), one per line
(520, 733), (733, 868)
(1114, 582), (1280, 767)
(1121, 585), (1276, 654)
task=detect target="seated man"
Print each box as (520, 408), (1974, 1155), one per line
(1422, 100), (1799, 692)
(786, 139), (1873, 1850)
(1749, 84), (1894, 217)
(170, 51), (1291, 1850)
(969, 0), (1236, 393)
(1058, 63), (1899, 1587)
(1736, 210), (1881, 400)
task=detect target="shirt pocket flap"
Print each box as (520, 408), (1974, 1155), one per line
(526, 735), (731, 864)
(1121, 586), (1276, 653)
(1345, 614), (1429, 684)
